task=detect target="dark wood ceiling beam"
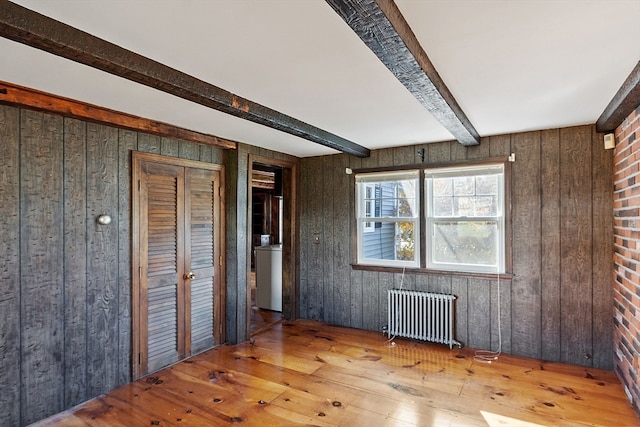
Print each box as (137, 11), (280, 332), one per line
(0, 1), (370, 158)
(596, 60), (640, 133)
(326, 0), (480, 146)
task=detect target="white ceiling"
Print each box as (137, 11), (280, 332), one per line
(2, 0), (639, 157)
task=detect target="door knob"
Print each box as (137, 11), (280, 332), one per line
(185, 272), (196, 280)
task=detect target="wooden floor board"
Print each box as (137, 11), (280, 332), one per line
(33, 320), (639, 427)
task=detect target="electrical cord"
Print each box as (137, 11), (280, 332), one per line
(473, 247), (502, 364)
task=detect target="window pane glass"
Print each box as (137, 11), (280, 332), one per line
(476, 175), (498, 195)
(432, 221), (497, 266)
(392, 180), (417, 218)
(475, 196), (497, 216)
(361, 221), (416, 263)
(453, 176), (475, 196)
(433, 196), (453, 216)
(433, 178), (452, 196)
(396, 221), (416, 261)
(454, 196), (475, 216)
(362, 180), (417, 218)
(433, 174), (500, 218)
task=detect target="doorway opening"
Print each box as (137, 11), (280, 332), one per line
(248, 155), (297, 336)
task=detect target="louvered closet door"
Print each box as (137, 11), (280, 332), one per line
(139, 161), (186, 373)
(185, 168), (218, 354)
(134, 155), (221, 377)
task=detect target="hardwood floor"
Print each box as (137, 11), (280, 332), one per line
(250, 270), (282, 335)
(34, 320), (639, 426)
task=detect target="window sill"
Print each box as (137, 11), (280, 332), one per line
(351, 263), (514, 281)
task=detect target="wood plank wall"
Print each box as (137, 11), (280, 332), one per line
(0, 104), (228, 426)
(299, 125), (614, 370)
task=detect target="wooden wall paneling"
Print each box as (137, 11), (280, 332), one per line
(224, 145), (249, 343)
(378, 272), (395, 333)
(322, 155), (335, 323)
(298, 158), (310, 319)
(489, 134), (512, 157)
(451, 277), (468, 348)
(224, 148), (238, 342)
(304, 157), (325, 321)
(431, 276), (452, 296)
(450, 139), (467, 161)
(591, 127), (614, 370)
(281, 162), (296, 321)
(210, 146), (224, 165)
(199, 144), (213, 163)
(349, 155), (363, 329)
(491, 278), (512, 353)
(85, 123), (120, 396)
(360, 148), (379, 169)
(414, 273), (429, 293)
(428, 141), (452, 163)
(560, 126), (594, 366)
(160, 136), (179, 157)
(395, 270), (415, 291)
(540, 128), (562, 362)
(0, 105), (21, 427)
(333, 154), (351, 326)
(224, 147), (238, 342)
(393, 145), (416, 166)
(349, 269), (363, 329)
(179, 140), (200, 160)
(198, 144), (224, 165)
(117, 129), (137, 385)
(62, 117), (88, 407)
(361, 270), (380, 331)
(138, 133), (161, 154)
(466, 138), (491, 160)
(20, 110), (65, 424)
(377, 147), (394, 168)
(510, 131), (542, 358)
(467, 280), (491, 350)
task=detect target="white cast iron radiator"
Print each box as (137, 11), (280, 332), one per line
(387, 289), (460, 349)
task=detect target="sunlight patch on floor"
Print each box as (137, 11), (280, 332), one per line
(481, 410), (545, 427)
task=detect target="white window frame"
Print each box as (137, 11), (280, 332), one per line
(363, 183), (375, 233)
(425, 164), (505, 273)
(356, 170), (420, 268)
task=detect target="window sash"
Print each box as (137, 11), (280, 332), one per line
(357, 217), (420, 267)
(356, 171), (420, 268)
(425, 164), (505, 273)
(426, 218), (505, 273)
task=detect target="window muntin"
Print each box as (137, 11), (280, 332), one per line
(363, 184), (375, 233)
(426, 164), (505, 273)
(356, 170), (420, 267)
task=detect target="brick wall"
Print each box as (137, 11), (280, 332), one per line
(613, 104), (640, 413)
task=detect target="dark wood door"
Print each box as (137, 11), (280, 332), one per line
(133, 152), (223, 378)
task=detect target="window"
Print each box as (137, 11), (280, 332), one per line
(356, 170), (420, 267)
(355, 163), (506, 274)
(426, 164), (505, 273)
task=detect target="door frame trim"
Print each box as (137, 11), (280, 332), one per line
(131, 151), (226, 379)
(247, 155), (298, 334)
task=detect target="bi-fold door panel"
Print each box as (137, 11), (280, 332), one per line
(133, 153), (222, 378)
